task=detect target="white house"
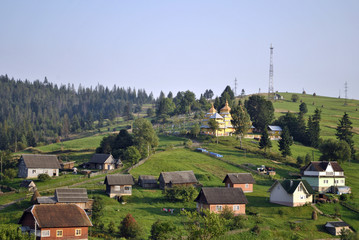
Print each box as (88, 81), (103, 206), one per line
(301, 161), (346, 193)
(268, 179), (314, 207)
(18, 154), (61, 179)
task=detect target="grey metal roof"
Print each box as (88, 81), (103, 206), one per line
(104, 174), (135, 185)
(21, 154), (61, 169)
(195, 187), (248, 204)
(89, 154), (115, 164)
(223, 173), (256, 184)
(160, 170), (198, 184)
(268, 125), (282, 131)
(55, 188), (88, 203)
(36, 196), (57, 204)
(210, 113), (223, 119)
(326, 221), (350, 228)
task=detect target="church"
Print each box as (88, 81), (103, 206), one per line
(200, 101), (235, 136)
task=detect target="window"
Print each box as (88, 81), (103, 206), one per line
(298, 185), (303, 192)
(300, 195), (305, 200)
(245, 184), (249, 189)
(114, 186), (121, 191)
(233, 205), (240, 211)
(56, 230), (63, 237)
(341, 180), (344, 183)
(32, 170), (36, 174)
(216, 205), (222, 211)
(41, 230), (50, 237)
(124, 186), (131, 191)
(323, 180), (328, 184)
(75, 229), (81, 236)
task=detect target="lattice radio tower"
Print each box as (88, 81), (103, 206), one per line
(344, 81), (348, 105)
(234, 78), (238, 97)
(268, 44), (274, 100)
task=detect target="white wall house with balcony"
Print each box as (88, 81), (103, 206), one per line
(301, 161), (347, 193)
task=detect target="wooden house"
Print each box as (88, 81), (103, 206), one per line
(301, 161), (346, 193)
(104, 174), (135, 198)
(325, 221), (351, 236)
(268, 179), (314, 207)
(20, 180), (37, 192)
(268, 125), (282, 140)
(223, 173), (255, 192)
(138, 175), (158, 189)
(194, 187), (248, 215)
(87, 154), (117, 170)
(19, 204), (92, 240)
(18, 154), (61, 179)
(37, 188), (93, 211)
(60, 161), (75, 170)
(158, 170), (198, 189)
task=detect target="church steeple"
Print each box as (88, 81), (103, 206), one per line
(209, 103), (217, 114)
(220, 100), (231, 113)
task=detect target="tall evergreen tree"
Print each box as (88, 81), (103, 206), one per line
(231, 102), (251, 148)
(336, 112), (355, 157)
(259, 127), (272, 152)
(245, 95), (274, 132)
(306, 108), (321, 147)
(278, 126), (293, 157)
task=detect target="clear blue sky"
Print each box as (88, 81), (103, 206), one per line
(1, 0), (358, 99)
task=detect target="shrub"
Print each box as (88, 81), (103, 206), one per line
(220, 206), (234, 220)
(3, 168), (17, 180)
(312, 210), (317, 220)
(184, 139), (193, 148)
(291, 94), (299, 102)
(150, 220), (176, 240)
(119, 213), (143, 239)
(251, 225), (261, 235)
(107, 221), (116, 234)
(164, 186), (198, 202)
(340, 194), (348, 201)
(38, 173), (51, 182)
(230, 215), (245, 230)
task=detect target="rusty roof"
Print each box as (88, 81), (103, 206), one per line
(20, 204), (92, 228)
(21, 154), (61, 169)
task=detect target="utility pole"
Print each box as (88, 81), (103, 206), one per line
(268, 44), (274, 101)
(0, 152), (3, 181)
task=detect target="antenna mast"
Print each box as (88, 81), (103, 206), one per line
(344, 81), (348, 105)
(234, 78), (238, 97)
(268, 44), (274, 100)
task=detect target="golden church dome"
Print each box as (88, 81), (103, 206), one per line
(220, 100), (231, 112)
(208, 103), (217, 114)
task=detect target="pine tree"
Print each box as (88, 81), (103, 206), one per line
(278, 126), (293, 157)
(336, 112), (355, 157)
(306, 108), (321, 147)
(231, 103), (251, 148)
(259, 128), (272, 152)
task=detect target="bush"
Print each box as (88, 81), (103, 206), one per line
(230, 215), (245, 230)
(312, 210), (317, 220)
(3, 168), (17, 180)
(38, 173), (51, 182)
(164, 186), (198, 202)
(340, 194), (348, 201)
(184, 139), (193, 148)
(150, 220), (176, 240)
(220, 206), (234, 220)
(291, 94), (299, 102)
(251, 225), (261, 235)
(119, 213), (143, 239)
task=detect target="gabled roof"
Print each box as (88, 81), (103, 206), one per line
(19, 204), (92, 228)
(20, 180), (36, 188)
(138, 175), (157, 184)
(268, 125), (282, 131)
(195, 187), (248, 204)
(303, 161), (343, 172)
(325, 221), (350, 228)
(36, 196), (57, 204)
(223, 173), (256, 184)
(210, 113), (223, 119)
(21, 154), (60, 169)
(159, 170), (198, 184)
(55, 188), (88, 203)
(268, 180), (314, 194)
(104, 174), (134, 185)
(89, 154), (115, 164)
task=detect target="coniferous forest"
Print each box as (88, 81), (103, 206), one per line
(0, 75), (153, 151)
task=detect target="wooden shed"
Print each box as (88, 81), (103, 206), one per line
(138, 175), (158, 189)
